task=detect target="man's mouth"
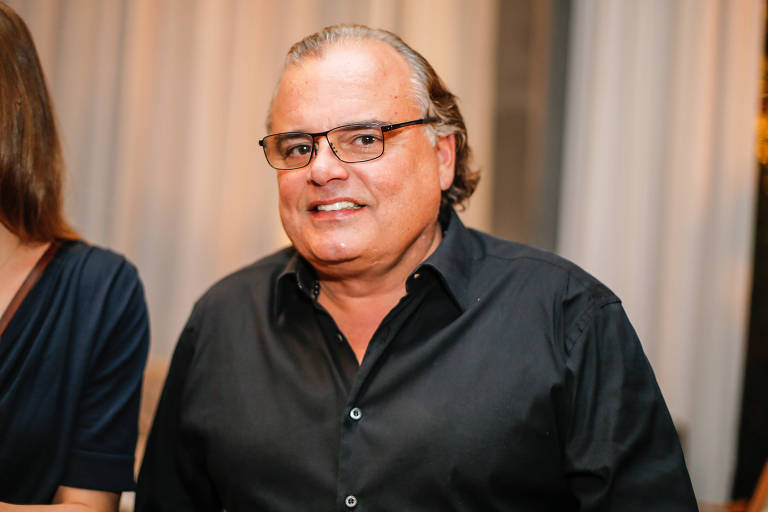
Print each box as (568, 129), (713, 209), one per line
(314, 201), (363, 212)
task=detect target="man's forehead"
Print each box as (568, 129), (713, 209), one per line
(283, 40), (409, 90)
(270, 39), (420, 131)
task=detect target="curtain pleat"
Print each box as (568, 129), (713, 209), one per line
(558, 0), (764, 502)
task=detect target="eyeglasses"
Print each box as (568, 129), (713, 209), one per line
(259, 117), (437, 171)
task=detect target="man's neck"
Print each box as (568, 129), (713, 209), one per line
(314, 222), (443, 363)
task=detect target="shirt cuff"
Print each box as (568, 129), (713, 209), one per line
(62, 448), (136, 492)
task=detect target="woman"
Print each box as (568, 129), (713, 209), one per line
(0, 2), (149, 510)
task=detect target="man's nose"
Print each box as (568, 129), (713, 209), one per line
(307, 136), (349, 185)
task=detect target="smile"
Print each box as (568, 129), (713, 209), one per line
(315, 201), (363, 212)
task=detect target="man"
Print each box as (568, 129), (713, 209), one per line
(136, 25), (697, 511)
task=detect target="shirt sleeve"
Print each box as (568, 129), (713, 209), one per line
(62, 259), (150, 492)
(135, 316), (222, 511)
(561, 295), (698, 511)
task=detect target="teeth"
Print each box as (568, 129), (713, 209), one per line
(316, 201), (362, 212)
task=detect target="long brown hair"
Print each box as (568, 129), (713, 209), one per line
(0, 1), (77, 243)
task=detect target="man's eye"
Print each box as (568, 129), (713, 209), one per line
(284, 144), (312, 157)
(355, 135), (378, 145)
(348, 133), (382, 146)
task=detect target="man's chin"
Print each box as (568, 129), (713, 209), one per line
(300, 244), (362, 269)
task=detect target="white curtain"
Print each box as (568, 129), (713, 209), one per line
(558, 0), (764, 502)
(9, 0), (498, 357)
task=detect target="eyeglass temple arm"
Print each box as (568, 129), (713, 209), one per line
(381, 117), (438, 133)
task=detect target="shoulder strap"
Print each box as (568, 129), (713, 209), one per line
(0, 240), (61, 337)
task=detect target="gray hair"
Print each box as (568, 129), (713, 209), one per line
(269, 24), (480, 209)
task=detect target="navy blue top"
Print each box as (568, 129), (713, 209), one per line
(0, 240), (149, 504)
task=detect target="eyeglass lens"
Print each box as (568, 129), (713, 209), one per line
(263, 124), (384, 170)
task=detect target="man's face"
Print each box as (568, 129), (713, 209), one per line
(270, 40), (455, 277)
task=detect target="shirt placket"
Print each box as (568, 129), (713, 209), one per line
(308, 273), (428, 511)
(334, 319), (394, 511)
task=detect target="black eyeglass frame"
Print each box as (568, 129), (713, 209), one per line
(258, 117), (438, 171)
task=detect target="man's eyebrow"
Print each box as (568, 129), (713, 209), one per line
(311, 119), (387, 130)
(274, 132), (310, 137)
(343, 119), (387, 127)
(323, 119), (389, 129)
(271, 119), (389, 135)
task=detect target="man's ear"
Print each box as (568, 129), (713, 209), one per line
(436, 134), (456, 191)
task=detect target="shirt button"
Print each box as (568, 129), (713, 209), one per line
(345, 495), (358, 508)
(336, 332), (344, 343)
(349, 407), (362, 421)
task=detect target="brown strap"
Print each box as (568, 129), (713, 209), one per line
(0, 240), (61, 337)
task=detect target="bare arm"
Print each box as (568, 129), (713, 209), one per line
(0, 486), (119, 512)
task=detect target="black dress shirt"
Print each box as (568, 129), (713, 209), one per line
(136, 208), (697, 511)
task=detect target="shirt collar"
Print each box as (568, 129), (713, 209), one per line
(274, 251), (318, 316)
(273, 206), (477, 316)
(417, 206), (476, 311)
